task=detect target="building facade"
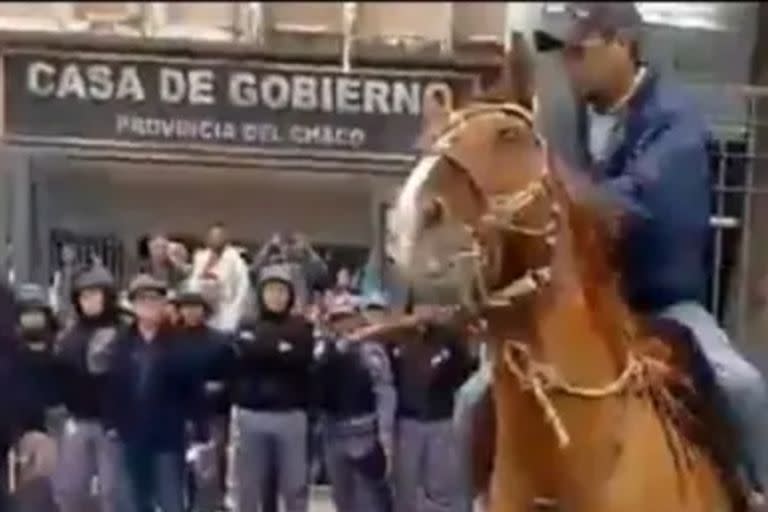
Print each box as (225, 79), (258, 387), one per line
(0, 2), (520, 285)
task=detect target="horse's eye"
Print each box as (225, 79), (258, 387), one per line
(498, 126), (520, 140)
(422, 197), (445, 228)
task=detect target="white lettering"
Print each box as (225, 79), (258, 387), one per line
(363, 79), (390, 114)
(289, 124), (366, 148)
(320, 76), (334, 112)
(115, 114), (131, 133)
(336, 78), (361, 113)
(86, 65), (113, 101)
(260, 75), (290, 109)
(392, 81), (420, 115)
(56, 64), (87, 100)
(27, 61), (56, 97)
(188, 69), (214, 105)
(115, 66), (144, 102)
(160, 68), (186, 104)
(291, 75), (317, 111)
(229, 72), (258, 107)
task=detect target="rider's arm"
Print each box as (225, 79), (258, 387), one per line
(599, 118), (710, 227)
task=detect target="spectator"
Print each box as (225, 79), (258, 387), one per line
(106, 274), (201, 512)
(50, 244), (80, 325)
(188, 223), (252, 333)
(142, 234), (190, 292)
(251, 232), (330, 313)
(325, 267), (359, 315)
(175, 284), (234, 512)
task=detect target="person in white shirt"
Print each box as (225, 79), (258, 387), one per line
(188, 223), (252, 333)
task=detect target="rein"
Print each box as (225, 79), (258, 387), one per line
(430, 101), (647, 450)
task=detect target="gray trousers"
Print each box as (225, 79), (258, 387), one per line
(227, 408), (309, 512)
(54, 419), (124, 512)
(323, 422), (392, 512)
(394, 419), (462, 512)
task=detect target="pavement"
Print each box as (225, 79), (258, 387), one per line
(309, 485), (336, 512)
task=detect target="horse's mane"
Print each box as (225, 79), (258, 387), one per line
(547, 154), (624, 280)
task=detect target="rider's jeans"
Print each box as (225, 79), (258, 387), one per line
(658, 301), (768, 491)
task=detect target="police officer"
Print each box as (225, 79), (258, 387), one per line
(54, 266), (126, 512)
(315, 298), (396, 512)
(175, 284), (234, 512)
(12, 284), (61, 512)
(0, 281), (55, 512)
(389, 303), (475, 512)
(228, 265), (314, 512)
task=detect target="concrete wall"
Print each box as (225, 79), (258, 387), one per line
(42, 161), (380, 262)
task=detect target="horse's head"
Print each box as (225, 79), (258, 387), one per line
(389, 39), (558, 311)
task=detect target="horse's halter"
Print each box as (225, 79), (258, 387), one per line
(424, 102), (645, 454)
(426, 101), (559, 312)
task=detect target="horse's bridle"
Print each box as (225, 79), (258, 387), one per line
(426, 101), (559, 310)
(425, 102), (645, 452)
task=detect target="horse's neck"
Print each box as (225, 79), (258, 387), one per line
(492, 210), (630, 385)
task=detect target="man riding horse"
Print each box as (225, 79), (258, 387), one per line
(455, 2), (768, 508)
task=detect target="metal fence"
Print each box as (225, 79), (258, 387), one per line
(694, 83), (768, 349)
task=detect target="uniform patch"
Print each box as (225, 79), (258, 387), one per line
(238, 330), (255, 342)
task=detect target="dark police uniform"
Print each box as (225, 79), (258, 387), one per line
(315, 328), (396, 512)
(54, 266), (126, 512)
(390, 324), (475, 512)
(227, 267), (314, 512)
(12, 284), (61, 512)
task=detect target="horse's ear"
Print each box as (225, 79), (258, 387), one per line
(480, 32), (536, 110)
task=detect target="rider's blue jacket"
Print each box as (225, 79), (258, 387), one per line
(577, 67), (712, 313)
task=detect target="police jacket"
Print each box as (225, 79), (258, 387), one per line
(314, 336), (396, 444)
(0, 283), (46, 452)
(17, 333), (61, 425)
(105, 325), (202, 451)
(391, 324), (475, 421)
(576, 67), (712, 312)
(230, 271), (315, 412)
(231, 315), (314, 412)
(56, 313), (124, 422)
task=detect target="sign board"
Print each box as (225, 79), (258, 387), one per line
(3, 49), (478, 161)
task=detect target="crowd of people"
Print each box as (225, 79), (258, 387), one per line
(0, 221), (480, 512)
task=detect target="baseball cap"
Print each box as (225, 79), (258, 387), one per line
(534, 3), (643, 53)
(127, 274), (168, 301)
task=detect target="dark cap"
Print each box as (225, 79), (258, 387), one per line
(534, 2), (643, 53)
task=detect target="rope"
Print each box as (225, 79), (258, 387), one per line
(503, 341), (644, 449)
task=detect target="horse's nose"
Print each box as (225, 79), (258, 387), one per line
(421, 197), (445, 230)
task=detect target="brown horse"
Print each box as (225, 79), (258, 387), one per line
(386, 41), (745, 512)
